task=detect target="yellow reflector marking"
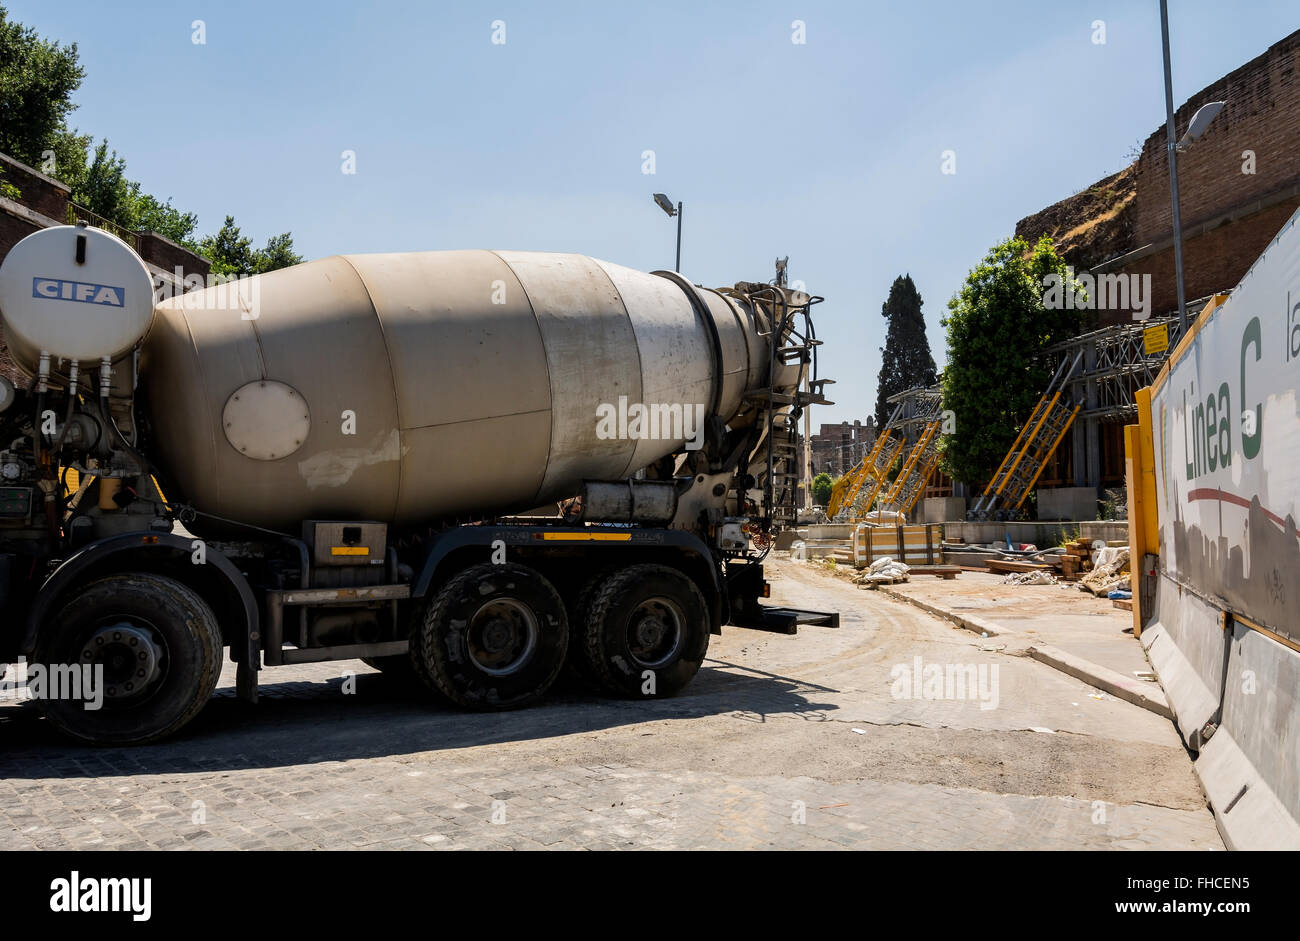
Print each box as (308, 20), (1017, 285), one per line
(541, 533), (632, 542)
(331, 547), (370, 556)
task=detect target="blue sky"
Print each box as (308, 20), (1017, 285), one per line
(11, 0), (1299, 425)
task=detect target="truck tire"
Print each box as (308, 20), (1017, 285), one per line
(580, 564), (710, 699)
(559, 566), (615, 691)
(31, 574), (224, 746)
(413, 562), (567, 709)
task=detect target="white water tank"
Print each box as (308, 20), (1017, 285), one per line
(0, 224), (155, 374)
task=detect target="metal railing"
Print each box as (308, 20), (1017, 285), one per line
(65, 202), (141, 252)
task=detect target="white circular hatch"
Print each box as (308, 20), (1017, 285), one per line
(222, 380), (312, 461)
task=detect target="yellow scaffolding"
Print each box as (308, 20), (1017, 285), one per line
(879, 419), (943, 518)
(970, 352), (1083, 518)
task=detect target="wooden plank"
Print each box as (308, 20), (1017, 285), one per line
(909, 565), (961, 579)
(986, 559), (1053, 574)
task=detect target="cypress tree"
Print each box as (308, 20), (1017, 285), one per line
(874, 274), (937, 431)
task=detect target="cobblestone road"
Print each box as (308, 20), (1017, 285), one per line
(0, 558), (1222, 850)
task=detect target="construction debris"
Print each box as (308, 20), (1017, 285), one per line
(852, 556), (911, 588)
(1080, 547), (1130, 596)
(1002, 570), (1058, 586)
(987, 558), (1053, 575)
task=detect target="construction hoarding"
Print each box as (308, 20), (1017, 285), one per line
(1140, 205), (1300, 848)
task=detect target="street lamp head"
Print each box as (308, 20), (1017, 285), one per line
(652, 193), (677, 217)
(1176, 100), (1226, 151)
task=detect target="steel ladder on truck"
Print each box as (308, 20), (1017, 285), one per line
(968, 351), (1084, 520)
(737, 285), (830, 528)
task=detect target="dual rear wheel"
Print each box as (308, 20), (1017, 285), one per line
(30, 559), (712, 744)
(411, 561), (710, 708)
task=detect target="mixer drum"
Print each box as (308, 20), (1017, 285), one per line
(141, 250), (768, 530)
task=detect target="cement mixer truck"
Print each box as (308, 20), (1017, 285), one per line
(0, 223), (834, 745)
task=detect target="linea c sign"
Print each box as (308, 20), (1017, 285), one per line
(1151, 206), (1300, 643)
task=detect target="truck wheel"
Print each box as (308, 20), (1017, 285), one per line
(559, 566), (615, 691)
(31, 574), (224, 746)
(414, 562), (567, 709)
(581, 564), (710, 699)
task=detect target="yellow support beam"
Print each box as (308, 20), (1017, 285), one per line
(1124, 424), (1144, 637)
(1124, 386), (1160, 639)
(1134, 386), (1158, 558)
(880, 420), (941, 515)
(984, 394), (1051, 503)
(1012, 403), (1081, 511)
(830, 430), (897, 520)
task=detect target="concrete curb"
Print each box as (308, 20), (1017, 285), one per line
(877, 587), (1012, 639)
(878, 587), (1173, 719)
(1027, 643), (1173, 719)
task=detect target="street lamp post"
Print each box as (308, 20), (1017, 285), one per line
(1159, 0), (1189, 333)
(1159, 0), (1225, 334)
(652, 193), (682, 272)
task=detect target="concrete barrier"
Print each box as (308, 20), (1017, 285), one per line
(1036, 486), (1098, 521)
(1135, 205), (1300, 849)
(921, 496), (966, 523)
(1079, 520), (1128, 545)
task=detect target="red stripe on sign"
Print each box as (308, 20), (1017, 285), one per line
(1186, 487), (1293, 532)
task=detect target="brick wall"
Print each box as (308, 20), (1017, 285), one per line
(1134, 30), (1300, 243)
(1018, 28), (1300, 325)
(138, 231), (211, 280)
(0, 208), (44, 384)
(1113, 198), (1300, 317)
(0, 152), (70, 222)
(809, 419), (874, 478)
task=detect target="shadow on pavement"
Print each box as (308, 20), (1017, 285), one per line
(0, 660), (840, 777)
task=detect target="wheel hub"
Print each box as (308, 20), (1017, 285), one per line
(80, 622), (164, 701)
(635, 616), (667, 649)
(467, 599), (538, 676)
(626, 597), (685, 669)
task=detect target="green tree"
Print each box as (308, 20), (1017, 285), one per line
(199, 216), (304, 275)
(253, 231), (305, 273)
(0, 4), (85, 166)
(198, 216), (256, 275)
(135, 193), (198, 245)
(874, 274), (937, 431)
(44, 125), (91, 187)
(940, 235), (1085, 486)
(75, 139), (137, 224)
(811, 472), (833, 507)
(0, 7), (300, 271)
(0, 164), (19, 200)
